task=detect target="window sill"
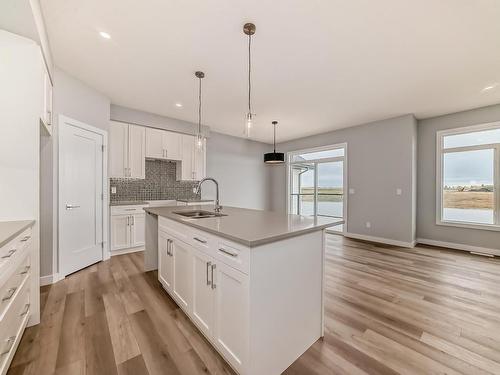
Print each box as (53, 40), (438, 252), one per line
(436, 220), (500, 232)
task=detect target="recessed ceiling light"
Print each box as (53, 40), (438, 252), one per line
(175, 103), (183, 108)
(99, 31), (111, 39)
(481, 83), (498, 93)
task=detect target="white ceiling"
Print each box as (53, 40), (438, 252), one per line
(40, 0), (500, 143)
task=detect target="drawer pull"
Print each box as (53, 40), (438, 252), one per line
(219, 248), (238, 257)
(1, 336), (16, 356)
(20, 236), (31, 242)
(124, 208), (136, 211)
(20, 303), (30, 316)
(1, 249), (16, 259)
(211, 264), (216, 290)
(193, 237), (207, 244)
(20, 265), (31, 275)
(2, 287), (17, 302)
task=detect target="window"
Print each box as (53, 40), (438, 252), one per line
(288, 144), (346, 232)
(437, 123), (500, 230)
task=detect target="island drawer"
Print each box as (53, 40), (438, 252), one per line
(215, 240), (249, 275)
(0, 228), (31, 267)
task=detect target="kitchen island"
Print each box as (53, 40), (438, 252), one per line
(144, 205), (343, 375)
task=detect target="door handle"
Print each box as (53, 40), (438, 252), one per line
(0, 336), (16, 356)
(211, 264), (216, 289)
(206, 261), (212, 285)
(65, 204), (81, 210)
(2, 287), (17, 302)
(1, 249), (16, 259)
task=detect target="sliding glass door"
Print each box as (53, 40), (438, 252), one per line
(288, 145), (346, 230)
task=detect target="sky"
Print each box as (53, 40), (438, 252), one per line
(444, 149), (494, 187)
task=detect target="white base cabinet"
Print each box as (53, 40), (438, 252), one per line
(110, 205), (147, 253)
(157, 217), (323, 375)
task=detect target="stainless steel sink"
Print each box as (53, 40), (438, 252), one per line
(173, 210), (227, 219)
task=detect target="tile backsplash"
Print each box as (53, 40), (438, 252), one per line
(110, 159), (200, 202)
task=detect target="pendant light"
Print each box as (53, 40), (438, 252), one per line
(264, 121), (285, 164)
(195, 71), (205, 149)
(243, 23), (256, 138)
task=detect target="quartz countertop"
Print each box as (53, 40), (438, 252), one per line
(110, 201), (148, 206)
(144, 205), (343, 247)
(0, 220), (35, 248)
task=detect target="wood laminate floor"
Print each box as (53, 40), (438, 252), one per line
(8, 235), (500, 375)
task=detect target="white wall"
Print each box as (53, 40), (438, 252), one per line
(205, 132), (272, 210)
(40, 68), (110, 277)
(417, 104), (500, 251)
(270, 115), (417, 246)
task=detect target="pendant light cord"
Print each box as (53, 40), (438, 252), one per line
(248, 34), (252, 114)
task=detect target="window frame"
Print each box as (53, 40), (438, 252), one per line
(286, 143), (348, 231)
(436, 122), (500, 231)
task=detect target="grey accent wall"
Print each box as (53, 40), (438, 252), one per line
(270, 115), (417, 245)
(40, 68), (110, 277)
(205, 132), (273, 210)
(417, 104), (500, 250)
(110, 160), (199, 202)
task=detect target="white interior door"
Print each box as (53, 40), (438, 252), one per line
(60, 120), (104, 276)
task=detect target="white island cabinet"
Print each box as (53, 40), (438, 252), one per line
(150, 205), (342, 375)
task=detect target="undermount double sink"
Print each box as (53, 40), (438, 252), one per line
(174, 210), (227, 219)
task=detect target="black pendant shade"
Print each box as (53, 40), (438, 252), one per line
(264, 121), (285, 164)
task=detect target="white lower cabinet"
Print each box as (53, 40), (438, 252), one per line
(158, 222), (248, 374)
(110, 205), (147, 252)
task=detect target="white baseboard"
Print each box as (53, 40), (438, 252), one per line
(344, 232), (416, 248)
(110, 247), (144, 256)
(416, 238), (500, 257)
(40, 272), (62, 286)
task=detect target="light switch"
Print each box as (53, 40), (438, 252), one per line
(111, 186), (117, 194)
(396, 188), (402, 196)
(366, 222), (371, 229)
(349, 188), (355, 195)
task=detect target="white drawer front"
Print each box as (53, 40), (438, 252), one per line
(215, 240), (250, 275)
(0, 228), (31, 271)
(111, 205), (147, 216)
(0, 255), (30, 321)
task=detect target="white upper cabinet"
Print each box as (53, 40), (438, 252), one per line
(145, 128), (182, 160)
(177, 134), (206, 181)
(109, 121), (145, 179)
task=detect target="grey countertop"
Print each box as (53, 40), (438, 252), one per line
(0, 220), (35, 248)
(110, 201), (148, 206)
(144, 205), (343, 247)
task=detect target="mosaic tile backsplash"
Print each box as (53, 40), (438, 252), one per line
(110, 159), (200, 202)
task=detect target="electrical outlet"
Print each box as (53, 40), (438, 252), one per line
(111, 186), (117, 194)
(349, 188), (355, 195)
(396, 188), (402, 196)
(365, 222), (371, 229)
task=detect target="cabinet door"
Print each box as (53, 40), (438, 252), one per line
(172, 238), (193, 312)
(111, 215), (130, 250)
(128, 125), (145, 179)
(214, 262), (248, 373)
(179, 134), (195, 180)
(109, 121), (128, 178)
(191, 248), (215, 338)
(146, 127), (165, 159)
(158, 232), (173, 292)
(164, 131), (182, 160)
(130, 213), (145, 247)
(42, 67), (53, 128)
(193, 138), (206, 181)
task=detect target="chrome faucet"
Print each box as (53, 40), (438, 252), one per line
(195, 177), (223, 213)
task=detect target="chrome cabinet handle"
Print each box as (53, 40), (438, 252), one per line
(65, 204), (81, 209)
(2, 287), (16, 302)
(166, 239), (170, 256)
(47, 110), (52, 125)
(132, 216), (135, 226)
(167, 239), (173, 256)
(206, 261), (212, 285)
(193, 237), (207, 244)
(211, 264), (216, 289)
(219, 248), (238, 257)
(20, 236), (31, 242)
(126, 216), (129, 226)
(20, 265), (31, 275)
(2, 249), (16, 259)
(1, 336), (16, 356)
(20, 303), (30, 316)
